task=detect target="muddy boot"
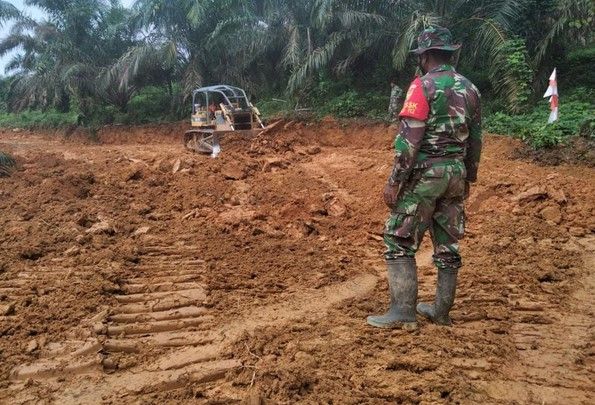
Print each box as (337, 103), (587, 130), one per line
(366, 257), (418, 330)
(417, 268), (458, 325)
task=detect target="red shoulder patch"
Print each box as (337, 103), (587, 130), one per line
(398, 77), (430, 121)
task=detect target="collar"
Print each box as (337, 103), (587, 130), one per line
(428, 64), (456, 74)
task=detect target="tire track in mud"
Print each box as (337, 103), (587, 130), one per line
(1, 264), (109, 380)
(480, 236), (595, 404)
(100, 240), (214, 354)
(8, 238), (213, 382)
(7, 234), (382, 402)
(54, 274), (380, 403)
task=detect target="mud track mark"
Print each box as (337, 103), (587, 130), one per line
(480, 236), (595, 404)
(55, 273), (378, 402)
(300, 153), (363, 205)
(8, 242), (211, 383)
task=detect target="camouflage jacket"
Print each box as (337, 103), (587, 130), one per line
(388, 85), (404, 120)
(389, 64), (482, 184)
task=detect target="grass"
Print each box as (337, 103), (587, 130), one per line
(0, 110), (77, 129)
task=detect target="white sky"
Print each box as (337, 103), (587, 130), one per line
(0, 0), (135, 75)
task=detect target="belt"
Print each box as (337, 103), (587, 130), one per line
(413, 156), (464, 169)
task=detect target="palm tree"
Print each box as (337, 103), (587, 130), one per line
(529, 0), (594, 89)
(534, 0), (593, 63)
(0, 0), (591, 119)
(1, 1), (138, 114)
(288, 0), (535, 112)
(112, 0), (269, 102)
(0, 16), (71, 111)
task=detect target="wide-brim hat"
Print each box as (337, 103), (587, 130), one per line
(410, 26), (461, 54)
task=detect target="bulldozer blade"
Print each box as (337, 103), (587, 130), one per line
(258, 120), (283, 136)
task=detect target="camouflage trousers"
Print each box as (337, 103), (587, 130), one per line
(384, 161), (466, 271)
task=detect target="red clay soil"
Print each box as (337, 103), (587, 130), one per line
(0, 120), (593, 404)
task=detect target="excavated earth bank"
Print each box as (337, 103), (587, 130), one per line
(0, 120), (593, 404)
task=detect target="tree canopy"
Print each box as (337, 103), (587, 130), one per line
(0, 0), (593, 118)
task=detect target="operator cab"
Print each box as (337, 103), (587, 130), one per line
(191, 85), (254, 129)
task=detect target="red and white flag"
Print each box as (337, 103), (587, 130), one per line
(543, 68), (558, 123)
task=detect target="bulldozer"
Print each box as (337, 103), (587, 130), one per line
(183, 85), (266, 156)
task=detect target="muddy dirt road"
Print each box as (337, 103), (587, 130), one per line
(0, 121), (593, 404)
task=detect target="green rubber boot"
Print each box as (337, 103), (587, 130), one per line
(366, 257), (418, 330)
(417, 268), (458, 326)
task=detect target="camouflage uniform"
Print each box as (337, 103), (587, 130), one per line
(367, 26), (482, 330)
(388, 84), (404, 122)
(384, 43), (482, 272)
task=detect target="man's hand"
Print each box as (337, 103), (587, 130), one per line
(383, 182), (401, 208)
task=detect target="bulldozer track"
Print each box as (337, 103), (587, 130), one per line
(8, 234), (380, 402)
(105, 241), (210, 336)
(53, 271), (378, 403)
(480, 236), (595, 404)
(8, 239), (214, 381)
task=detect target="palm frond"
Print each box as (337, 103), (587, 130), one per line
(181, 58), (203, 99)
(0, 0), (20, 27)
(335, 10), (385, 28)
(9, 16), (38, 34)
(281, 22), (303, 69)
(287, 31), (346, 94)
(481, 30), (533, 113)
(5, 54), (24, 73)
(187, 0), (208, 27)
(479, 0), (530, 31)
(0, 34), (35, 57)
(106, 42), (177, 90)
(392, 12), (441, 69)
(313, 0), (334, 28)
(534, 0), (594, 66)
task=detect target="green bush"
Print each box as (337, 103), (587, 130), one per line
(298, 73), (390, 120)
(485, 87), (594, 148)
(494, 38), (533, 113)
(123, 86), (180, 124)
(259, 87), (390, 121)
(316, 90), (388, 120)
(559, 45), (595, 88)
(256, 98), (292, 118)
(325, 90), (367, 118)
(0, 110), (77, 129)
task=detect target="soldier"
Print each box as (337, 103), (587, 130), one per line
(367, 26), (482, 329)
(388, 80), (404, 123)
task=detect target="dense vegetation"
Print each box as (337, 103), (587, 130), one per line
(0, 0), (593, 147)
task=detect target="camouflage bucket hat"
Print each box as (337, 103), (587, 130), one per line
(410, 26), (461, 55)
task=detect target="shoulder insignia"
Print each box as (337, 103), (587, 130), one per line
(398, 77), (430, 121)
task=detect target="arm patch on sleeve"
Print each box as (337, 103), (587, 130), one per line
(399, 77), (430, 121)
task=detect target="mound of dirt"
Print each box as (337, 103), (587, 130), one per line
(513, 135), (595, 167)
